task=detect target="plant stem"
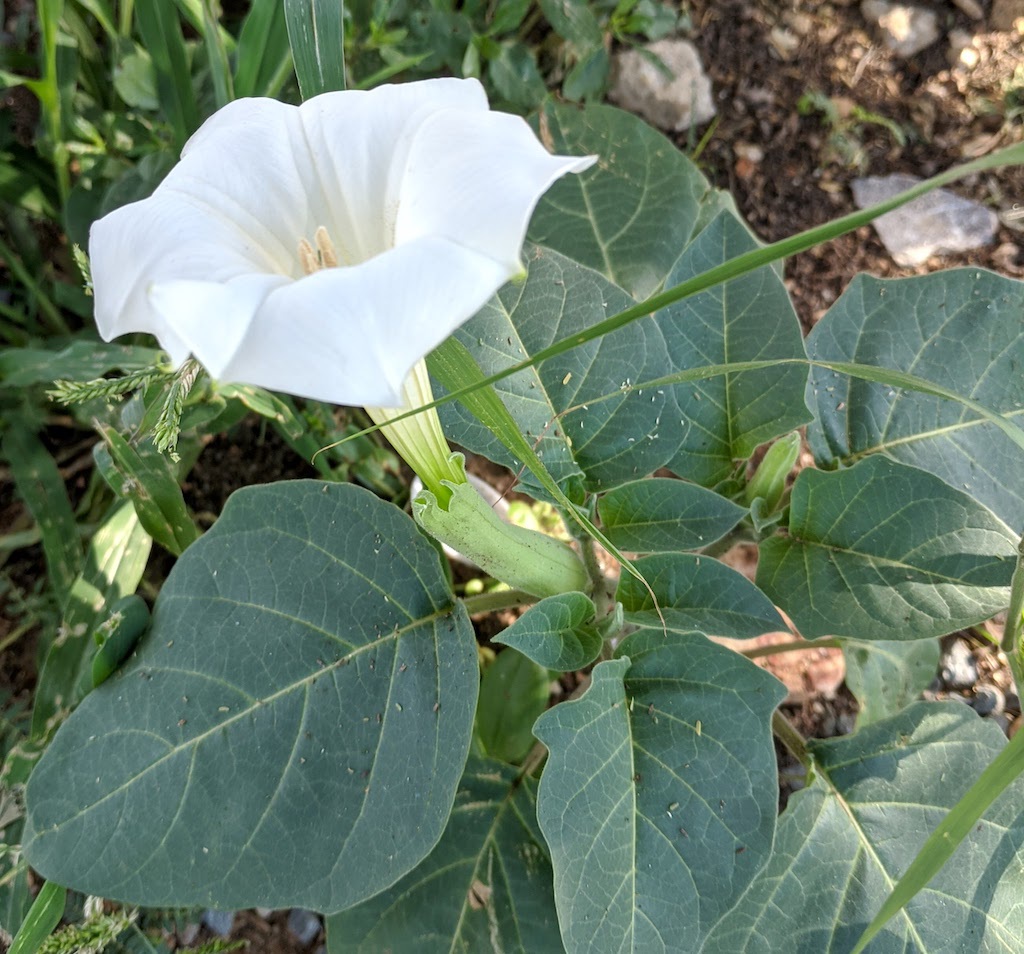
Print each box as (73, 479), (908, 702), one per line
(743, 638), (842, 660)
(461, 588), (534, 616)
(772, 709), (811, 770)
(1000, 535), (1024, 693)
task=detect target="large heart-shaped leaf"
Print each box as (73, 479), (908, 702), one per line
(618, 553), (786, 640)
(326, 758), (560, 953)
(702, 702), (1024, 953)
(534, 633), (785, 954)
(657, 211), (811, 487)
(23, 482), (478, 913)
(528, 100), (711, 299)
(757, 457), (1016, 640)
(807, 269), (1024, 531)
(438, 246), (682, 497)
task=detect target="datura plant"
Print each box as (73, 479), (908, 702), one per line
(15, 59), (1024, 954)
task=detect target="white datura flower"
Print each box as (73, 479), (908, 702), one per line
(90, 78), (595, 408)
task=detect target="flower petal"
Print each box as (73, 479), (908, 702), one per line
(89, 191), (275, 365)
(395, 109), (596, 272)
(148, 273), (290, 377)
(218, 236), (510, 407)
(294, 78), (489, 263)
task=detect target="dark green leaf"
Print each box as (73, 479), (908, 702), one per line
(488, 43), (547, 107)
(493, 592), (601, 671)
(438, 247), (681, 496)
(535, 635), (785, 953)
(598, 477), (745, 552)
(538, 0), (603, 46)
(476, 648), (550, 764)
(327, 758), (560, 953)
(135, 1), (198, 147)
(703, 702), (1024, 953)
(93, 425), (198, 556)
(843, 638), (941, 727)
(562, 45), (609, 101)
(807, 269), (1024, 532)
(757, 457), (1016, 640)
(234, 0), (292, 97)
(659, 211), (811, 487)
(528, 101), (710, 299)
(618, 553), (785, 639)
(24, 482), (478, 912)
(3, 424), (81, 603)
(31, 502), (151, 736)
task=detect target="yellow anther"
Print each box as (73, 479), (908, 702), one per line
(315, 226), (338, 268)
(298, 238), (318, 276)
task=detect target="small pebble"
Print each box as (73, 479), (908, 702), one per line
(287, 909), (322, 946)
(201, 909), (235, 938)
(971, 686), (1005, 717)
(940, 640), (978, 690)
(178, 923), (200, 945)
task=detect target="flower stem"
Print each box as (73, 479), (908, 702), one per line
(1000, 535), (1024, 695)
(461, 588), (535, 616)
(772, 709), (811, 770)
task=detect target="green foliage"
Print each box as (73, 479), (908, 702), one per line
(5, 2), (1024, 951)
(24, 482), (478, 912)
(704, 703), (1024, 952)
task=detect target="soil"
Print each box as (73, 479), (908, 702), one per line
(2, 0), (1023, 949)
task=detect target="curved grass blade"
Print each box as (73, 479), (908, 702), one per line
(851, 708), (1024, 953)
(285, 0), (346, 99)
(8, 881), (65, 954)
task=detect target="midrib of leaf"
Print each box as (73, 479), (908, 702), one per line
(818, 763), (929, 951)
(443, 787), (526, 954)
(843, 408), (1024, 462)
(39, 605), (457, 827)
(792, 538), (1010, 587)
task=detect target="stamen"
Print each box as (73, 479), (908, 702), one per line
(298, 238), (318, 276)
(315, 226), (338, 268)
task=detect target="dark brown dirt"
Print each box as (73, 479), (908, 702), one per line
(686, 0), (1024, 329)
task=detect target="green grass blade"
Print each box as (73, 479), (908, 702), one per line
(427, 142), (1024, 417)
(851, 717), (1024, 953)
(3, 425), (82, 605)
(8, 881), (66, 954)
(234, 0), (291, 97)
(136, 0), (199, 147)
(199, 0), (233, 108)
(285, 0), (346, 99)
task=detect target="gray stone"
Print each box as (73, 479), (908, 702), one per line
(287, 909), (322, 946)
(610, 38), (715, 132)
(201, 909), (235, 938)
(971, 685), (1005, 716)
(861, 1), (940, 57)
(939, 639), (978, 690)
(851, 174), (998, 266)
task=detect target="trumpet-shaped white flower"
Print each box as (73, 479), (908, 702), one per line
(90, 78), (595, 407)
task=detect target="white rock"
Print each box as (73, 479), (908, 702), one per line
(609, 38), (715, 132)
(851, 174), (998, 266)
(861, 1), (940, 57)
